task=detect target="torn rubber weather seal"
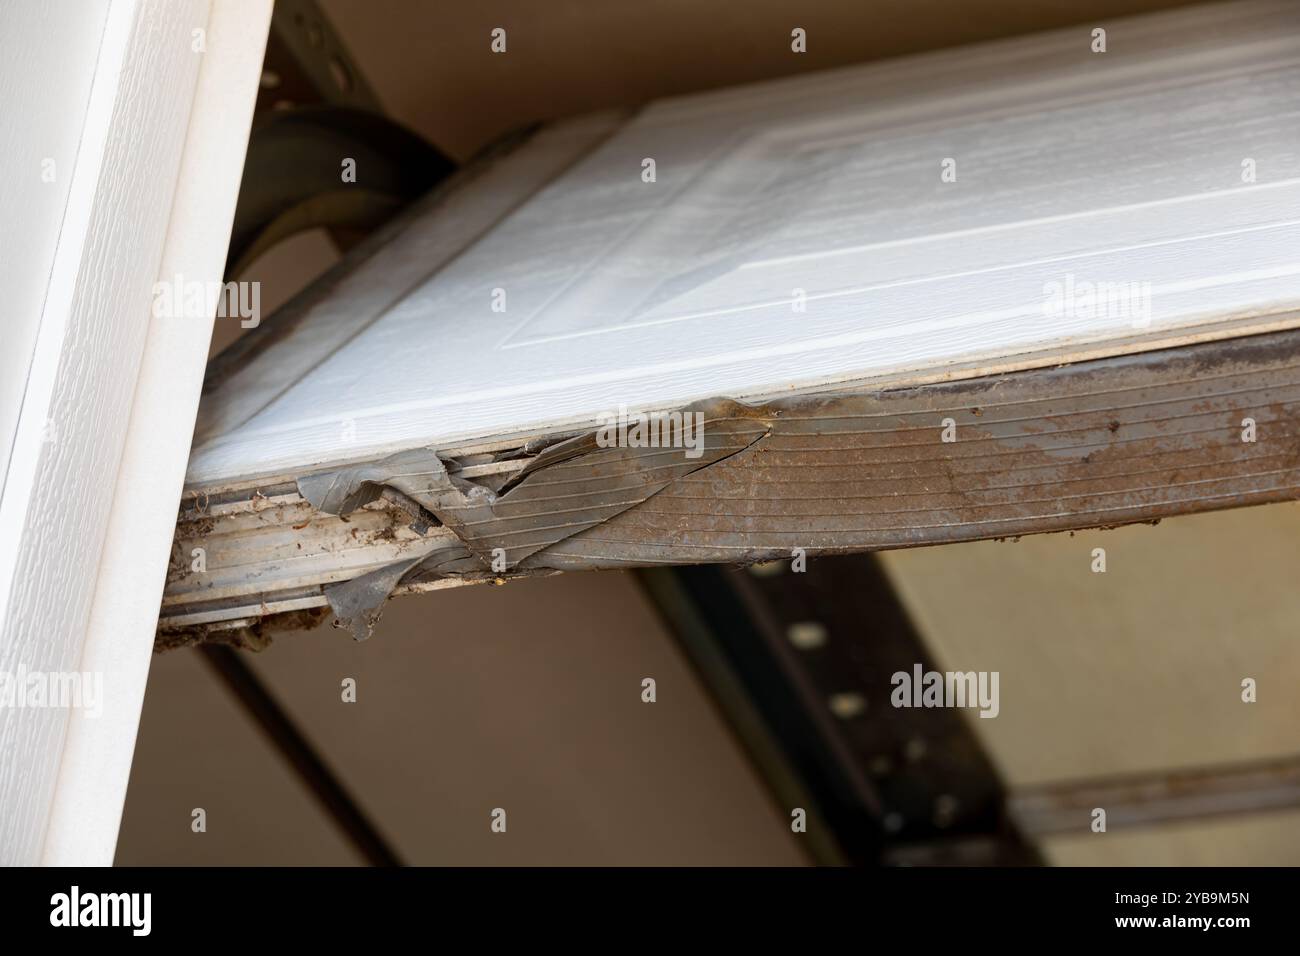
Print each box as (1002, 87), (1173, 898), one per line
(295, 398), (771, 637)
(160, 327), (1300, 643)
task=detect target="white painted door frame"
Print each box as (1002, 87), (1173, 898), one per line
(0, 0), (271, 865)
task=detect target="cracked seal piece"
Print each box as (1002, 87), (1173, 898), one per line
(297, 397), (775, 636)
(322, 555), (426, 641)
(298, 397), (774, 567)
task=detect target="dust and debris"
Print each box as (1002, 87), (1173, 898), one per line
(154, 607), (329, 653)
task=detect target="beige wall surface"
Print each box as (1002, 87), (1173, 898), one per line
(323, 0), (1204, 160)
(881, 505), (1300, 865)
(881, 506), (1300, 785)
(1044, 810), (1300, 867)
(117, 647), (365, 866)
(121, 573), (805, 865)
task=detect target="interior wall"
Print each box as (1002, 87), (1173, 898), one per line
(323, 0), (1205, 161)
(120, 572), (806, 865)
(880, 504), (1300, 865)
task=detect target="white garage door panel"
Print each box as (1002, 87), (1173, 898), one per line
(188, 0), (1300, 487)
(0, 1), (111, 494)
